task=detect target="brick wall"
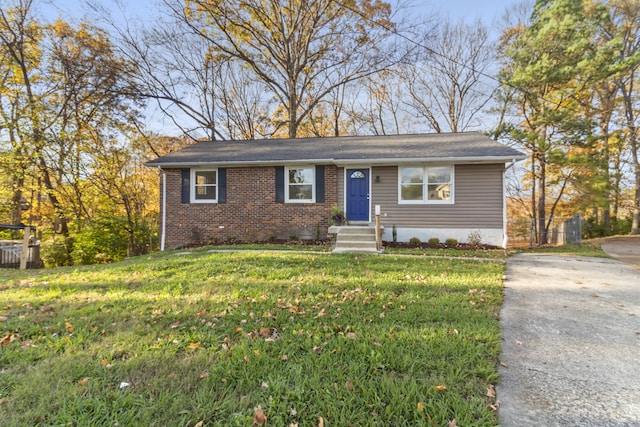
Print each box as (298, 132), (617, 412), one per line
(161, 166), (338, 248)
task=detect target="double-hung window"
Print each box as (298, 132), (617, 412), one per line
(191, 169), (218, 203)
(285, 166), (315, 202)
(399, 166), (453, 204)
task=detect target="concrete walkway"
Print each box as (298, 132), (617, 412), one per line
(498, 244), (640, 426)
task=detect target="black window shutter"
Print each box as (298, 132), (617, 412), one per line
(181, 169), (190, 204)
(218, 168), (227, 203)
(315, 165), (325, 203)
(275, 166), (285, 203)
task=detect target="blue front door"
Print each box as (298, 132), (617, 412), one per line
(346, 169), (369, 222)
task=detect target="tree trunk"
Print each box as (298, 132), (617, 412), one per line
(10, 181), (23, 226)
(531, 151), (537, 245)
(288, 76), (298, 138)
(620, 73), (639, 234)
(631, 129), (640, 235)
(38, 158), (69, 236)
(538, 152), (547, 245)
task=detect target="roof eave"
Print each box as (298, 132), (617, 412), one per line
(144, 159), (334, 168)
(335, 156), (527, 166)
(145, 155), (527, 168)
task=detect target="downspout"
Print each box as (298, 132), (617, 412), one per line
(502, 160), (517, 249)
(159, 166), (167, 251)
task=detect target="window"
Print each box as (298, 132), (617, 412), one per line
(286, 166), (315, 202)
(399, 166), (453, 204)
(191, 169), (217, 203)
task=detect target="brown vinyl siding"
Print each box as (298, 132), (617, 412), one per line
(371, 164), (504, 229)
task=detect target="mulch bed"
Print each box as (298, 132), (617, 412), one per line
(189, 239), (499, 251)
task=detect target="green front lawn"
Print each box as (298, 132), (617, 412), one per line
(0, 250), (503, 426)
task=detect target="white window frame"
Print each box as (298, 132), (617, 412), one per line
(191, 168), (218, 203)
(285, 165), (315, 203)
(398, 165), (454, 205)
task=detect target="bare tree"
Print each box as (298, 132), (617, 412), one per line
(404, 18), (495, 133)
(179, 0), (406, 138)
(347, 71), (409, 135)
(610, 0), (640, 234)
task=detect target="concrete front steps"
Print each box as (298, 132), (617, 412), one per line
(328, 225), (383, 253)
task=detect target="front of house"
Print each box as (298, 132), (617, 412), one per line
(145, 132), (525, 249)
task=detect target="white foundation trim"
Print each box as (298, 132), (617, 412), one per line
(382, 227), (506, 248)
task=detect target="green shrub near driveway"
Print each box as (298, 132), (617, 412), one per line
(0, 250), (504, 426)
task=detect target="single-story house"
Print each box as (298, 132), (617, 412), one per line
(145, 132), (525, 249)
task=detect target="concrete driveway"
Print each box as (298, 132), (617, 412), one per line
(598, 236), (640, 269)
(498, 237), (640, 426)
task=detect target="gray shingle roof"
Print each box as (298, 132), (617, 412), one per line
(145, 132), (525, 167)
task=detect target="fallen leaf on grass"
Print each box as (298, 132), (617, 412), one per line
(194, 421), (204, 427)
(346, 332), (356, 340)
(486, 384), (496, 398)
(345, 380), (354, 391)
(435, 385), (447, 392)
(253, 405), (267, 425)
(0, 334), (19, 346)
(318, 417), (324, 427)
(259, 327), (271, 337)
(198, 371), (209, 379)
(78, 377), (89, 386)
(188, 342), (201, 350)
(449, 419), (457, 427)
(65, 322), (74, 333)
(170, 321), (181, 329)
(0, 316), (8, 322)
(417, 402), (424, 412)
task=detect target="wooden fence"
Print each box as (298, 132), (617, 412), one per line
(0, 242), (42, 269)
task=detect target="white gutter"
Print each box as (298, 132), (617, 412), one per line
(159, 166), (166, 251)
(147, 155), (527, 169)
(502, 160), (517, 249)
